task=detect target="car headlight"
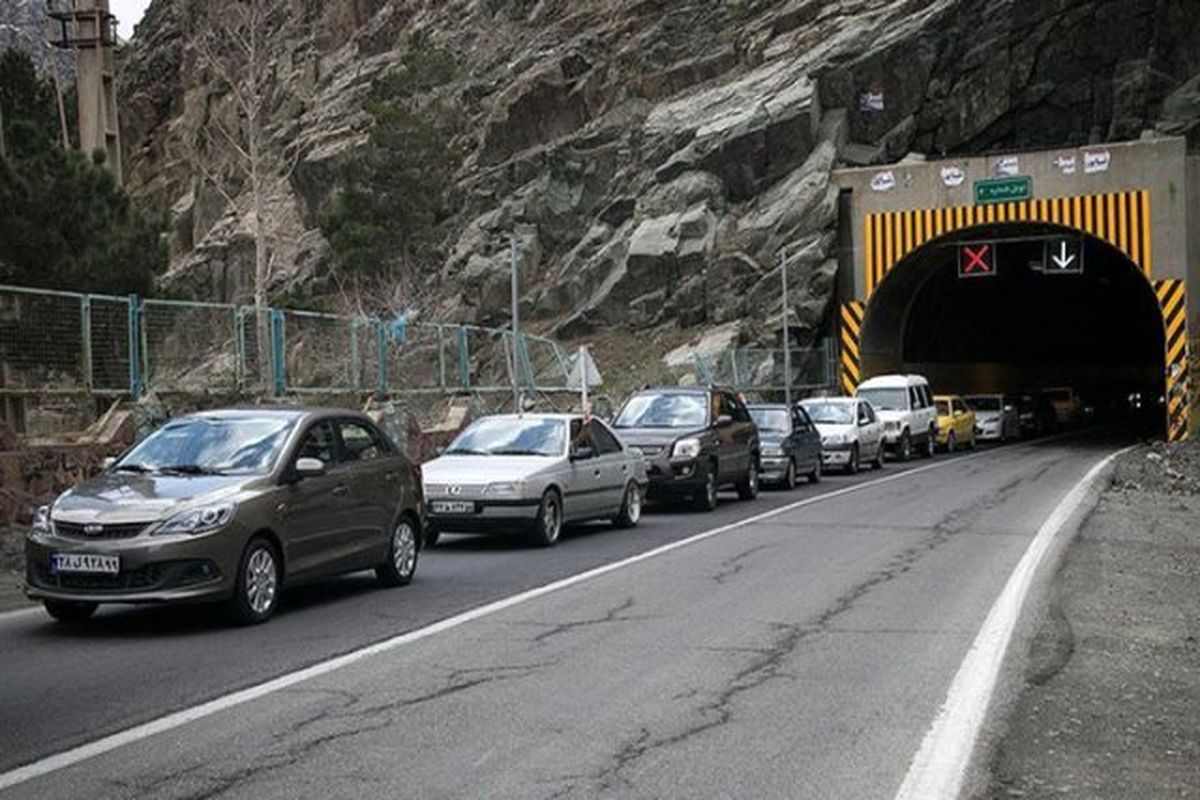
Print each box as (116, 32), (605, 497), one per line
(30, 505), (53, 539)
(672, 438), (702, 459)
(484, 482), (523, 497)
(884, 421), (900, 431)
(153, 504), (235, 536)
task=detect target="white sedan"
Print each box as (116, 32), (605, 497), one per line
(422, 414), (648, 547)
(799, 398), (885, 474)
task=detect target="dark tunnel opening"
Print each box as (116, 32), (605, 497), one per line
(860, 222), (1165, 434)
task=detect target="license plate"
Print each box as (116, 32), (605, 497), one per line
(431, 500), (475, 515)
(51, 553), (120, 574)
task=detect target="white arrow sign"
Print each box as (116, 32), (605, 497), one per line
(1051, 241), (1076, 270)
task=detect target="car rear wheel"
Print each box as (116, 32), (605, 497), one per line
(530, 489), (563, 547)
(226, 538), (281, 626)
(692, 463), (719, 512)
(736, 459), (759, 500)
(377, 516), (419, 587)
(43, 599), (97, 624)
(612, 482), (643, 529)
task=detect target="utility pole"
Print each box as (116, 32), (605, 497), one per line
(0, 104), (6, 159)
(510, 237), (522, 416)
(780, 249), (793, 410)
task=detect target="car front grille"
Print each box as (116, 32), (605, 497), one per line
(54, 521), (150, 540)
(424, 483), (487, 498)
(31, 563), (165, 593)
(633, 445), (663, 457)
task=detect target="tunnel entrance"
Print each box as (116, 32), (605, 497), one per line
(859, 222), (1166, 433)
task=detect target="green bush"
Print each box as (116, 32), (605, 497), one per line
(0, 49), (166, 296)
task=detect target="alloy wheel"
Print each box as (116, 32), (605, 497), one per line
(245, 547), (278, 616)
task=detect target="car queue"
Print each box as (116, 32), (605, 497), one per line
(23, 376), (1065, 626)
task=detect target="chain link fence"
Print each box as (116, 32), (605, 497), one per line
(0, 284), (582, 434)
(673, 340), (837, 397)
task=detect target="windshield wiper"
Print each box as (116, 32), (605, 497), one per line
(444, 448), (489, 456)
(113, 463), (151, 473)
(490, 449), (547, 456)
(157, 464), (224, 476)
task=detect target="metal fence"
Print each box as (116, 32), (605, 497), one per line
(0, 284), (576, 402)
(684, 340), (837, 395)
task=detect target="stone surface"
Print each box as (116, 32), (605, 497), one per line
(114, 0), (1200, 353)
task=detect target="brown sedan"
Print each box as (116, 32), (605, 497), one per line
(25, 408), (423, 625)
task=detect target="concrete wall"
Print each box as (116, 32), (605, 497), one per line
(834, 137), (1191, 297)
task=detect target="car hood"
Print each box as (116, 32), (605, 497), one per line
(813, 422), (855, 438)
(52, 473), (251, 524)
(758, 432), (787, 446)
(422, 455), (558, 485)
(975, 411), (1002, 424)
(608, 427), (707, 448)
(874, 409), (908, 424)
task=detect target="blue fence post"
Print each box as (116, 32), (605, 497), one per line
(457, 326), (470, 391)
(376, 320), (388, 395)
(127, 294), (142, 397)
(270, 309), (286, 396)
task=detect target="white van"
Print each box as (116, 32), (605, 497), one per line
(855, 374), (938, 461)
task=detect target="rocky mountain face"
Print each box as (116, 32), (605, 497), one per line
(0, 0), (74, 79)
(118, 0), (1200, 349)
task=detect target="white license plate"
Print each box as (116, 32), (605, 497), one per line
(431, 500), (475, 515)
(51, 553), (120, 574)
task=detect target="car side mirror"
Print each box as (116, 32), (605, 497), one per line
(434, 445), (446, 457)
(1004, 405), (1015, 412)
(717, 414), (733, 426)
(570, 446), (595, 462)
(293, 457), (327, 480)
(101, 456), (117, 470)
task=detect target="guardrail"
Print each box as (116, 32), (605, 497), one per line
(0, 284), (574, 400)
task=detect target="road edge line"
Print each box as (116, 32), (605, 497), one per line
(0, 443), (1044, 791)
(893, 445), (1132, 800)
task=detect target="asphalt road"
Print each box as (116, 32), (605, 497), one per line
(0, 434), (1125, 798)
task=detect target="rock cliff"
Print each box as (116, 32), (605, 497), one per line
(118, 0), (1200, 348)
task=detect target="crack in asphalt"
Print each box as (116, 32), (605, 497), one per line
(531, 597), (649, 644)
(143, 662), (552, 800)
(710, 543), (777, 585)
(547, 463), (1056, 796)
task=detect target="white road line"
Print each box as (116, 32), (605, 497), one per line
(0, 442), (1064, 791)
(893, 446), (1130, 800)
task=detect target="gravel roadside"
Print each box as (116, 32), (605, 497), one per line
(983, 442), (1200, 798)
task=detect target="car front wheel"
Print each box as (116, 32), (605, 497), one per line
(530, 489), (563, 547)
(226, 538), (281, 626)
(896, 431), (912, 461)
(43, 599), (98, 624)
(377, 516), (419, 587)
(809, 457), (822, 483)
(782, 459), (797, 490)
(946, 431), (956, 453)
(847, 444), (861, 475)
(693, 463), (719, 512)
(613, 482), (643, 529)
(924, 427), (937, 458)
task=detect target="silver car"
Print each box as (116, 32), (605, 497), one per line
(421, 414), (648, 547)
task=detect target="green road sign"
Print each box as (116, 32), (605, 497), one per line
(974, 176), (1032, 205)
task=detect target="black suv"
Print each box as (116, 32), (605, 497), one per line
(611, 387), (760, 511)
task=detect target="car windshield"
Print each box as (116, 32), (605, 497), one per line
(117, 416), (296, 475)
(614, 393), (708, 429)
(749, 408), (790, 433)
(968, 396), (1001, 411)
(445, 418), (566, 457)
(803, 402), (855, 425)
(858, 388), (909, 411)
(936, 400), (951, 415)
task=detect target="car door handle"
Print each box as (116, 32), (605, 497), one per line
(593, 469), (602, 478)
(384, 472), (398, 483)
(332, 485), (349, 497)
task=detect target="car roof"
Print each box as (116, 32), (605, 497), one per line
(933, 394), (961, 401)
(477, 413), (585, 422)
(801, 396), (857, 404)
(857, 374), (928, 388)
(179, 407), (362, 423)
(633, 386), (719, 395)
(747, 403), (787, 410)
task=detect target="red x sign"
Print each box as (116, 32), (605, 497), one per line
(958, 244), (996, 278)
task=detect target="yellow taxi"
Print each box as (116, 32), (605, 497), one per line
(934, 395), (976, 452)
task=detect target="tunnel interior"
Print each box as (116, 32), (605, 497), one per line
(860, 222), (1164, 430)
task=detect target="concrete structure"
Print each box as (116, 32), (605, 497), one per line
(833, 137), (1195, 441)
(49, 0), (122, 183)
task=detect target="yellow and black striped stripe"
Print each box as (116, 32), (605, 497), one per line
(1156, 279), (1191, 442)
(863, 190), (1152, 297)
(840, 301), (865, 394)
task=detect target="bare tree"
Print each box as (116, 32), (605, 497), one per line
(190, 0), (297, 319)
